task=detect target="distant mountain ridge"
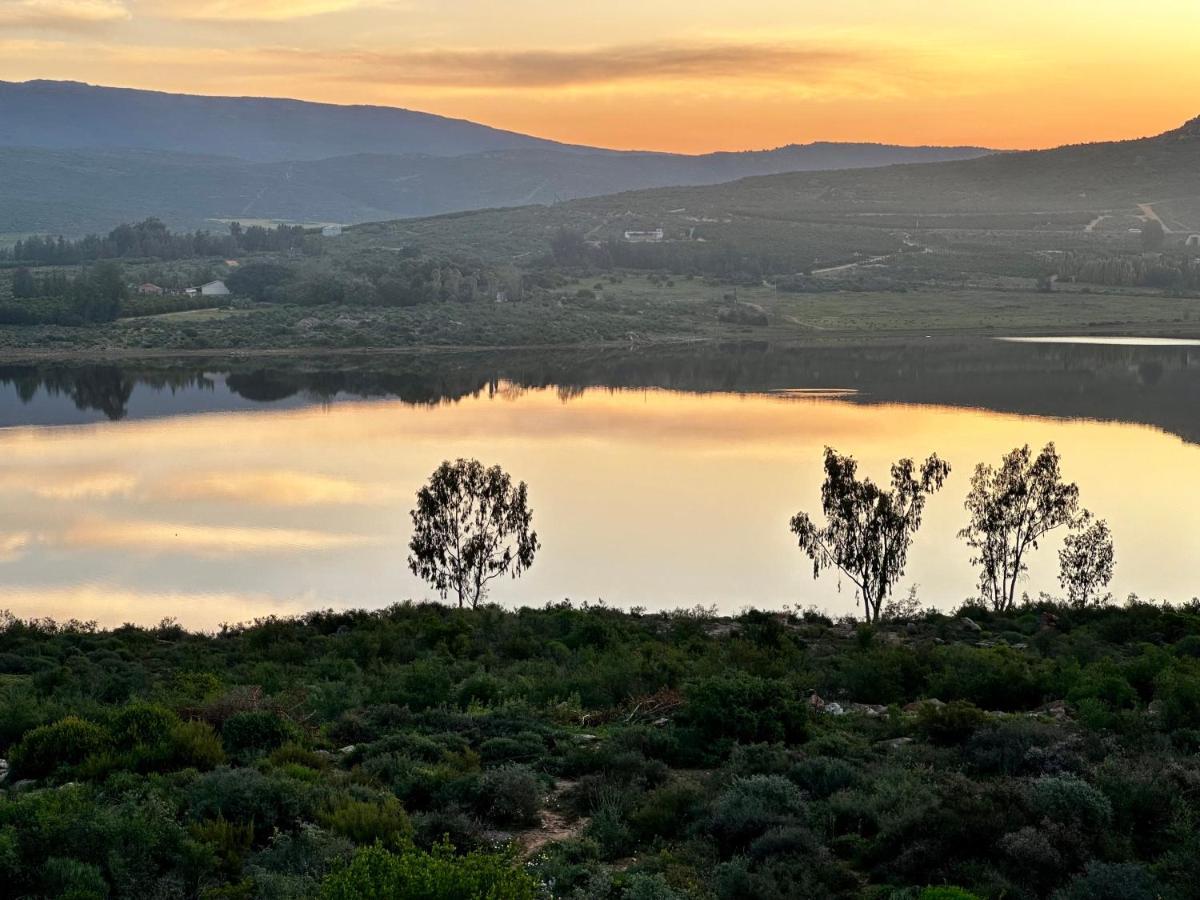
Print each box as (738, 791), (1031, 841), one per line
(0, 80), (993, 235)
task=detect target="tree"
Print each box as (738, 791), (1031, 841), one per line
(1141, 219), (1166, 251)
(790, 448), (950, 623)
(1058, 516), (1115, 607)
(408, 459), (538, 608)
(11, 267), (35, 298)
(959, 443), (1083, 611)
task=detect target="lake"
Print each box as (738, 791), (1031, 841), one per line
(0, 339), (1196, 628)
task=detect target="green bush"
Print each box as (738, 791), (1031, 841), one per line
(629, 778), (706, 840)
(915, 701), (988, 746)
(478, 764), (542, 826)
(709, 775), (806, 850)
(166, 721), (227, 771)
(682, 674), (807, 748)
(221, 711), (298, 757)
(323, 796), (413, 847)
(111, 702), (179, 748)
(1052, 861), (1161, 900)
(10, 716), (111, 779)
(320, 842), (538, 900)
(188, 768), (307, 838)
(43, 856), (109, 900)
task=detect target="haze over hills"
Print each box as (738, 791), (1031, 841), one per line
(0, 81), (991, 235)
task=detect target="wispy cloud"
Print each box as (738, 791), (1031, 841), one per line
(58, 517), (377, 556)
(143, 0), (398, 22)
(0, 0), (129, 27)
(290, 41), (882, 89)
(0, 532), (33, 563)
(156, 470), (382, 506)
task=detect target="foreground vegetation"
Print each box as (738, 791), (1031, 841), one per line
(3, 596), (1200, 899)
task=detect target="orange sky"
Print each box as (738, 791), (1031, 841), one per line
(2, 0), (1199, 152)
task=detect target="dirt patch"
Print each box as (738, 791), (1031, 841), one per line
(518, 778), (588, 858)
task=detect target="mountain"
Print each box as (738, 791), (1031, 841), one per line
(0, 80), (563, 161)
(0, 80), (992, 235)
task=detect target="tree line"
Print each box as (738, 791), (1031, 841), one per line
(1, 219), (306, 266)
(407, 444), (1115, 621)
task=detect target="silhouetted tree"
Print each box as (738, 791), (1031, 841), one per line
(959, 442), (1083, 611)
(1141, 219), (1166, 251)
(408, 459), (539, 608)
(11, 267), (35, 299)
(790, 447), (950, 623)
(1058, 516), (1115, 607)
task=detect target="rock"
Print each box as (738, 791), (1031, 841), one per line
(959, 616), (983, 632)
(651, 717), (669, 727)
(574, 734), (600, 743)
(338, 744), (357, 755)
(0, 759), (8, 783)
(1012, 642), (1028, 650)
(878, 737), (914, 751)
(824, 702), (845, 716)
(9, 779), (36, 793)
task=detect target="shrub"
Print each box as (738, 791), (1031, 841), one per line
(919, 889), (982, 900)
(629, 778), (706, 840)
(1052, 861), (1161, 900)
(478, 764), (542, 826)
(1154, 664), (1200, 732)
(111, 703), (179, 748)
(915, 701), (988, 746)
(166, 721), (226, 771)
(10, 716), (111, 779)
(1029, 776), (1112, 832)
(709, 775), (806, 849)
(320, 842), (538, 900)
(682, 674), (807, 748)
(322, 796), (413, 847)
(728, 742), (791, 776)
(788, 756), (860, 799)
(188, 768), (307, 838)
(42, 856), (109, 900)
(221, 711), (298, 757)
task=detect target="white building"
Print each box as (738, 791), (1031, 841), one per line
(623, 228), (664, 243)
(200, 280), (230, 296)
(322, 225), (344, 237)
(1186, 234), (1200, 248)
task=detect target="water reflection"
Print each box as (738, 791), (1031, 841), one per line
(0, 341), (1195, 627)
(1, 339), (1197, 442)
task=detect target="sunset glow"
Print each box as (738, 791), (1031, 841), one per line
(2, 0), (1198, 152)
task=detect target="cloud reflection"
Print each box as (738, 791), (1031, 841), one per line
(58, 518), (376, 556)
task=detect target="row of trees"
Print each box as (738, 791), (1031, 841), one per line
(793, 443), (1114, 622)
(1057, 249), (1200, 290)
(1, 219), (306, 265)
(405, 446), (1113, 619)
(0, 261), (126, 324)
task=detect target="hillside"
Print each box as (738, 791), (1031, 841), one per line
(0, 80), (990, 235)
(368, 115), (1200, 268)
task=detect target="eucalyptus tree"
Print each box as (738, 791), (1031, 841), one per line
(1058, 516), (1115, 607)
(790, 447), (951, 623)
(959, 442), (1084, 611)
(408, 459), (539, 609)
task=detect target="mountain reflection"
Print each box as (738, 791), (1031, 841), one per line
(0, 339), (1196, 442)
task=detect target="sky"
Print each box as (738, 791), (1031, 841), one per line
(2, 0), (1199, 153)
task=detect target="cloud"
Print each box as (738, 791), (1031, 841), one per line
(0, 532), (33, 562)
(0, 0), (129, 27)
(58, 517), (377, 556)
(143, 0), (395, 22)
(292, 41), (881, 89)
(156, 470), (381, 506)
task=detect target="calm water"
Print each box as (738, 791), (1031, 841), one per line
(0, 340), (1196, 627)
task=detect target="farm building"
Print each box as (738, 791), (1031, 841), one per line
(1186, 234), (1200, 248)
(136, 283), (164, 295)
(199, 280), (230, 296)
(322, 225), (344, 237)
(623, 228), (664, 243)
